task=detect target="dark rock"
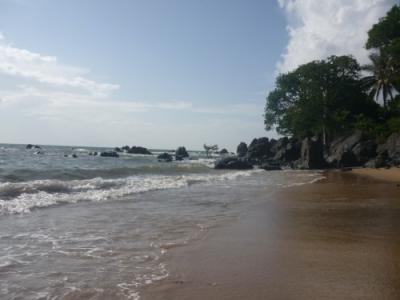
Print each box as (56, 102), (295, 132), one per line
(89, 151), (98, 156)
(219, 148), (229, 155)
(214, 157), (253, 170)
(377, 132), (400, 166)
(26, 144), (41, 150)
(247, 137), (272, 161)
(299, 136), (326, 169)
(175, 147), (189, 161)
(72, 154), (78, 158)
(352, 140), (377, 165)
(127, 146), (152, 155)
(325, 130), (365, 167)
(114, 147), (122, 152)
(273, 138), (301, 163)
(236, 142), (248, 158)
(157, 152), (173, 162)
(100, 151), (119, 158)
(121, 146), (130, 152)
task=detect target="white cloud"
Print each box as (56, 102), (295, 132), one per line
(0, 37), (119, 96)
(277, 0), (396, 73)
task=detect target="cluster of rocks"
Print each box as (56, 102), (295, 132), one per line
(115, 146), (152, 155)
(215, 131), (400, 170)
(157, 147), (190, 162)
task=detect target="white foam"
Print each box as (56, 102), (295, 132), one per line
(0, 170), (260, 214)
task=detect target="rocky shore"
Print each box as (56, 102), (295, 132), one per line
(215, 131), (400, 171)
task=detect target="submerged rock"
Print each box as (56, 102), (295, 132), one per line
(100, 151), (119, 158)
(26, 144), (41, 150)
(157, 152), (173, 162)
(214, 157), (253, 170)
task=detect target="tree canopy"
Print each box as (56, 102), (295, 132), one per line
(265, 55), (378, 142)
(265, 5), (400, 140)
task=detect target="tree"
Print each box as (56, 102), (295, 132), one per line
(364, 5), (400, 109)
(362, 52), (397, 109)
(265, 56), (377, 144)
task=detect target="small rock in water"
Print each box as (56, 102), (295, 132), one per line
(100, 151), (119, 158)
(157, 152), (173, 162)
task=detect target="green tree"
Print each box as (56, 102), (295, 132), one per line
(265, 56), (377, 144)
(362, 52), (398, 109)
(364, 5), (400, 109)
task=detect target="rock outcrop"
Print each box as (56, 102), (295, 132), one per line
(26, 144), (41, 150)
(157, 153), (173, 162)
(236, 142), (248, 158)
(100, 151), (119, 158)
(214, 157), (253, 170)
(246, 138), (272, 162)
(298, 136), (326, 169)
(175, 147), (189, 161)
(127, 146), (152, 155)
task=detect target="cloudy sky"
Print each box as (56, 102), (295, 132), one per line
(0, 0), (396, 150)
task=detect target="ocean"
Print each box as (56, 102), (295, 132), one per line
(0, 143), (324, 299)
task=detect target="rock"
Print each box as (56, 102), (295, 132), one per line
(325, 130), (365, 167)
(175, 147), (189, 161)
(273, 138), (301, 163)
(246, 137), (272, 161)
(121, 146), (130, 152)
(26, 144), (41, 150)
(377, 132), (400, 166)
(299, 136), (326, 169)
(260, 160), (282, 171)
(352, 140), (377, 165)
(236, 142), (248, 158)
(72, 154), (78, 158)
(157, 152), (173, 162)
(89, 151), (98, 156)
(114, 147), (122, 152)
(34, 151), (44, 155)
(219, 148), (229, 155)
(100, 151), (119, 158)
(214, 157), (253, 170)
(127, 146), (152, 155)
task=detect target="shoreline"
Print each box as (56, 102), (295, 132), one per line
(141, 170), (400, 300)
(351, 167), (400, 183)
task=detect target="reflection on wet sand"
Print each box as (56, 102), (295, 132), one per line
(143, 171), (400, 300)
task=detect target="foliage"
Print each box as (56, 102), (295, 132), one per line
(265, 55), (378, 142)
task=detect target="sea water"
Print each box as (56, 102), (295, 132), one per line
(0, 143), (324, 299)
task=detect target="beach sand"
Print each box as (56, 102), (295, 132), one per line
(142, 171), (400, 300)
(352, 167), (400, 183)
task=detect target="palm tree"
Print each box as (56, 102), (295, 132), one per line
(362, 52), (398, 109)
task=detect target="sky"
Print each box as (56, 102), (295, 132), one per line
(0, 0), (396, 150)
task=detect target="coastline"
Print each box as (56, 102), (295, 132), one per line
(142, 171), (400, 300)
(351, 167), (400, 183)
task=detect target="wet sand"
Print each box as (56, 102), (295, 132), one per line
(142, 171), (400, 300)
(352, 167), (400, 183)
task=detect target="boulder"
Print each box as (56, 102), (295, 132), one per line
(175, 147), (189, 161)
(214, 157), (253, 170)
(127, 146), (152, 155)
(299, 136), (326, 169)
(236, 142), (248, 158)
(273, 138), (301, 163)
(121, 145), (130, 152)
(219, 148), (229, 155)
(114, 147), (122, 152)
(26, 144), (41, 150)
(246, 137), (272, 161)
(100, 151), (119, 158)
(89, 151), (98, 156)
(157, 152), (173, 162)
(325, 131), (365, 167)
(72, 154), (78, 158)
(377, 132), (400, 166)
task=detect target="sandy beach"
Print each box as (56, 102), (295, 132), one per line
(352, 167), (400, 183)
(142, 171), (400, 300)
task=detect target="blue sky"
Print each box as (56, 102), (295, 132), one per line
(0, 0), (395, 150)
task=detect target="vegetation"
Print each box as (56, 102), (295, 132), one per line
(265, 5), (400, 141)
